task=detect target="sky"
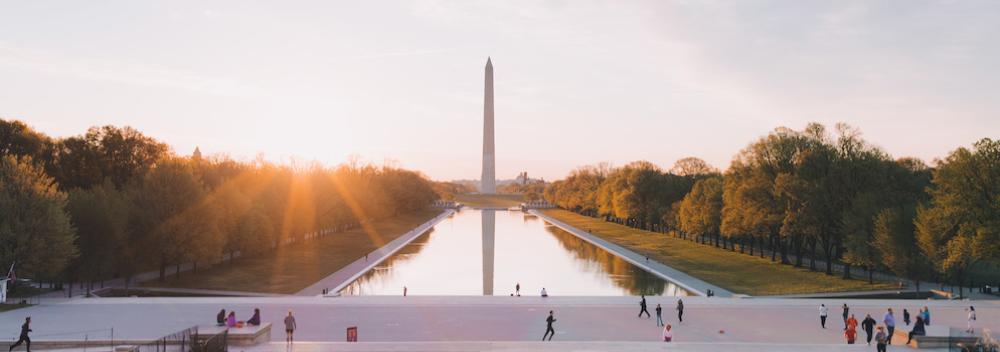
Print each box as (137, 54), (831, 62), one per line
(1, 1), (998, 181)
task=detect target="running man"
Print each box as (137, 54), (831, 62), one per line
(638, 295), (650, 318)
(8, 317), (30, 352)
(542, 311), (557, 341)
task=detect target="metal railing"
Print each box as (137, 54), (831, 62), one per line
(131, 327), (196, 352)
(195, 329), (227, 352)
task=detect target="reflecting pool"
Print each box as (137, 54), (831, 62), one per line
(339, 209), (689, 296)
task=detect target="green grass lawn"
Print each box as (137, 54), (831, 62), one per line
(0, 304), (30, 313)
(453, 193), (525, 208)
(145, 208), (443, 294)
(542, 209), (897, 296)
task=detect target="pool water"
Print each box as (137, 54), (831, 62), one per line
(339, 209), (689, 296)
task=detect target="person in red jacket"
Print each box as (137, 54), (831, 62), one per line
(845, 314), (859, 344)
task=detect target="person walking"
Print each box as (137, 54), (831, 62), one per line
(844, 314), (858, 344)
(284, 310), (297, 348)
(541, 287), (548, 297)
(841, 303), (849, 331)
(8, 317), (31, 352)
(655, 304), (663, 327)
(922, 306), (930, 325)
(542, 311), (556, 341)
(875, 326), (888, 352)
(903, 308), (911, 326)
(966, 306), (976, 334)
(906, 316), (926, 344)
(819, 304), (829, 329)
(515, 283), (520, 297)
(861, 313), (876, 345)
(676, 298), (684, 323)
(883, 308), (896, 345)
(403, 286), (408, 296)
(638, 295), (650, 318)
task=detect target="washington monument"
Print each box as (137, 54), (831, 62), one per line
(481, 57), (496, 193)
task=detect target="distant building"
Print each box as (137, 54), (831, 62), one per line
(192, 146), (202, 160)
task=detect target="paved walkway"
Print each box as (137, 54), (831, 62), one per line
(246, 341), (954, 352)
(296, 210), (455, 296)
(529, 210), (733, 297)
(2, 296), (995, 344)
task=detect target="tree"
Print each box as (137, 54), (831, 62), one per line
(127, 158), (213, 281)
(66, 180), (128, 292)
(0, 155), (78, 279)
(0, 119), (53, 161)
(670, 157), (718, 177)
(49, 125), (168, 190)
(679, 176), (724, 246)
(916, 138), (1000, 296)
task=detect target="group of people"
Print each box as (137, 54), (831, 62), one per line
(215, 308), (262, 328)
(223, 310), (295, 348)
(511, 282), (549, 297)
(637, 295), (684, 342)
(821, 303), (978, 350)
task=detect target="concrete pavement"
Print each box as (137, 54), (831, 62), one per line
(1, 296), (995, 345)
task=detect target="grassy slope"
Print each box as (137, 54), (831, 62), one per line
(453, 193), (525, 208)
(542, 209), (896, 296)
(146, 208), (442, 294)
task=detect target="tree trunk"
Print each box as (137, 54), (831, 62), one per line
(793, 239), (803, 267)
(770, 236), (778, 262)
(159, 256), (167, 282)
(809, 241), (817, 271)
(842, 263), (852, 279)
(779, 239), (790, 265)
(824, 245), (834, 275)
(868, 266), (873, 284)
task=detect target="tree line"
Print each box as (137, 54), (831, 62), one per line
(1, 119), (439, 293)
(545, 123), (999, 294)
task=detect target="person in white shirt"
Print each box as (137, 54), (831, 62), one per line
(820, 304), (829, 329)
(966, 306), (976, 334)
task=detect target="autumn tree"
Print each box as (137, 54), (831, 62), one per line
(916, 138), (1000, 296)
(0, 155), (78, 279)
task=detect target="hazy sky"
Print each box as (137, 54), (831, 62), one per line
(2, 1), (998, 181)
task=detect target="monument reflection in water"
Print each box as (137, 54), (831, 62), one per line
(339, 209), (689, 296)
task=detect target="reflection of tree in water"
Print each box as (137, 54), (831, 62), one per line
(338, 228), (436, 295)
(543, 224), (686, 296)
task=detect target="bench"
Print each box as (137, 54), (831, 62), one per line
(892, 324), (979, 348)
(198, 322), (272, 346)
